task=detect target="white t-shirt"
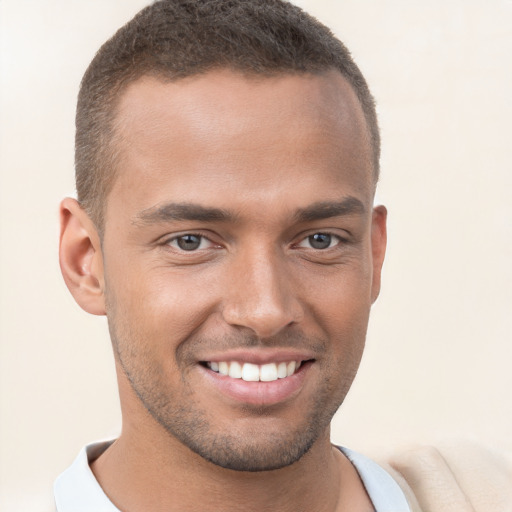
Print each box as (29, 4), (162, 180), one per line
(54, 441), (410, 512)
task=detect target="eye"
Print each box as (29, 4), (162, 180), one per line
(297, 233), (339, 250)
(167, 234), (213, 251)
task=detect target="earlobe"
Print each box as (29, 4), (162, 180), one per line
(370, 205), (387, 303)
(59, 197), (106, 315)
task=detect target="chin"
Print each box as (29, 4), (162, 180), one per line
(177, 427), (320, 472)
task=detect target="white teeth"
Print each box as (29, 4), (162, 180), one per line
(228, 361), (243, 379)
(277, 362), (288, 379)
(218, 361), (229, 376)
(260, 363), (278, 382)
(242, 363), (260, 382)
(207, 360), (303, 381)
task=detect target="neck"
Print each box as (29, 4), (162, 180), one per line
(91, 415), (347, 512)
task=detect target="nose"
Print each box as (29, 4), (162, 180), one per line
(221, 246), (304, 338)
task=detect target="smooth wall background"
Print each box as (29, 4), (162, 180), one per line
(1, 1), (511, 510)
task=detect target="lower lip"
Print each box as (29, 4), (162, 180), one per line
(199, 362), (312, 406)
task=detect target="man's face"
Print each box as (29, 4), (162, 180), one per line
(100, 70), (385, 471)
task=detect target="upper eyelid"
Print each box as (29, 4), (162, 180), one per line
(159, 235), (221, 256)
(160, 231), (215, 244)
(165, 233), (218, 248)
(294, 232), (343, 248)
(165, 232), (204, 241)
(293, 229), (350, 244)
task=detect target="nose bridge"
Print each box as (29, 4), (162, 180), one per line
(222, 242), (303, 337)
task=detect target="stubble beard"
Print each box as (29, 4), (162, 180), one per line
(107, 306), (362, 472)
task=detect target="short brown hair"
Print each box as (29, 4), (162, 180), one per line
(76, 0), (380, 229)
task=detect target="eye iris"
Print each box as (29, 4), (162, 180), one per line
(309, 233), (331, 249)
(177, 235), (201, 251)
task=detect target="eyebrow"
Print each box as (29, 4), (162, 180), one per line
(294, 197), (366, 223)
(134, 202), (235, 225)
(133, 196), (366, 227)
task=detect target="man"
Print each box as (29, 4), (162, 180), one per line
(54, 1), (511, 511)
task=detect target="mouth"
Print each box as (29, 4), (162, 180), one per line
(198, 355), (315, 406)
(202, 360), (306, 382)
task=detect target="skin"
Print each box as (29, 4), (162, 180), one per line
(59, 69), (387, 511)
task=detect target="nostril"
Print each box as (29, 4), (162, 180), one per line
(221, 304), (303, 339)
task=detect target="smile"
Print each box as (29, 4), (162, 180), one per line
(205, 360), (302, 382)
(199, 356), (314, 406)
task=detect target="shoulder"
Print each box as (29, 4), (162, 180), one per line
(374, 441), (512, 512)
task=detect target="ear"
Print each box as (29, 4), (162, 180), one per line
(370, 205), (387, 303)
(59, 197), (106, 315)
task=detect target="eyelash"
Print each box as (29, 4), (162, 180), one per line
(295, 233), (344, 250)
(165, 233), (218, 252)
(163, 231), (346, 252)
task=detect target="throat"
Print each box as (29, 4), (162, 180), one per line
(89, 431), (346, 512)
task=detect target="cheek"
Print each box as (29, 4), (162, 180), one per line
(105, 261), (222, 349)
(300, 260), (373, 332)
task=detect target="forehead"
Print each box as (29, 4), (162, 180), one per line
(107, 69), (374, 223)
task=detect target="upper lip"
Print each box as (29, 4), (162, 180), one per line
(197, 348), (317, 365)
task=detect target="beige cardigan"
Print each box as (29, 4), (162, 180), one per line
(375, 442), (512, 512)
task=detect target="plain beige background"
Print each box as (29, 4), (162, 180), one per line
(1, 1), (511, 510)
